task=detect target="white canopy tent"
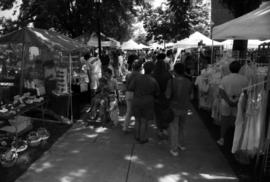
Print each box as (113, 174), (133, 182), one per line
(212, 2), (270, 40)
(174, 31), (222, 49)
(121, 39), (142, 50)
(165, 42), (176, 48)
(138, 43), (149, 49)
(87, 33), (120, 48)
(149, 42), (164, 49)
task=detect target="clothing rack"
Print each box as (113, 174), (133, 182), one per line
(242, 80), (267, 91)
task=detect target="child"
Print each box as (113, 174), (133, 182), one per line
(90, 68), (119, 124)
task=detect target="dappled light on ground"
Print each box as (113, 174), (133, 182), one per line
(70, 150), (80, 154)
(30, 162), (53, 173)
(95, 127), (108, 133)
(200, 173), (238, 180)
(83, 133), (98, 138)
(59, 169), (87, 182)
(155, 163), (164, 169)
(125, 155), (145, 165)
(158, 174), (187, 182)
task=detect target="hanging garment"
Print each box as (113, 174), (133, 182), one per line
(195, 75), (211, 110)
(239, 63), (257, 85)
(232, 92), (247, 153)
(240, 87), (264, 156)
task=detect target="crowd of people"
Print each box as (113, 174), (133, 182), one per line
(81, 49), (193, 157)
(81, 48), (251, 157)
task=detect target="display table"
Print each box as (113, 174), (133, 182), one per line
(0, 101), (46, 135)
(50, 91), (91, 119)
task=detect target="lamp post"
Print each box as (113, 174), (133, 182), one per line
(94, 0), (102, 57)
(197, 41), (203, 75)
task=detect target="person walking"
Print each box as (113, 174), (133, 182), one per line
(165, 63), (192, 156)
(153, 53), (172, 137)
(128, 61), (160, 143)
(217, 61), (249, 146)
(122, 59), (142, 132)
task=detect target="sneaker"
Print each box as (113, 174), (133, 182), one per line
(177, 145), (187, 151)
(170, 149), (179, 157)
(217, 138), (224, 146)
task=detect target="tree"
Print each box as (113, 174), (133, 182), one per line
(188, 1), (210, 36)
(219, 0), (262, 52)
(0, 0), (144, 41)
(142, 0), (210, 43)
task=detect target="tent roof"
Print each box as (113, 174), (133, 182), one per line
(75, 32), (120, 48)
(0, 27), (86, 52)
(121, 39), (142, 50)
(213, 2), (270, 40)
(174, 32), (222, 49)
(138, 43), (149, 49)
(149, 42), (163, 49)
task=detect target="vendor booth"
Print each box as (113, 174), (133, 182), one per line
(211, 2), (270, 181)
(0, 27), (89, 169)
(0, 27), (88, 126)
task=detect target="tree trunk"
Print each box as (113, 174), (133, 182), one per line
(232, 40), (248, 59)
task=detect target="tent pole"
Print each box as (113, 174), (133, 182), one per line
(211, 39), (214, 64)
(69, 53), (73, 123)
(19, 43), (26, 94)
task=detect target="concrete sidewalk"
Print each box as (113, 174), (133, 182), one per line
(16, 105), (238, 182)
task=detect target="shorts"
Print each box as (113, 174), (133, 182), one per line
(133, 101), (154, 120)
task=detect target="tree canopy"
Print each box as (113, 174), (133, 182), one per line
(142, 0), (209, 43)
(0, 0), (144, 41)
(220, 0), (262, 17)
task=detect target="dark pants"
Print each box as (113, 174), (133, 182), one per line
(135, 118), (148, 141)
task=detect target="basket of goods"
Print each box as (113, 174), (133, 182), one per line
(0, 148), (18, 167)
(11, 139), (28, 153)
(24, 99), (34, 105)
(34, 97), (44, 103)
(27, 131), (41, 147)
(37, 128), (50, 141)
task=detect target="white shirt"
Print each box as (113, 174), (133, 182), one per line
(219, 73), (249, 116)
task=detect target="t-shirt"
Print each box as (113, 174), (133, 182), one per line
(128, 74), (160, 106)
(165, 76), (192, 112)
(219, 73), (249, 116)
(125, 71), (141, 91)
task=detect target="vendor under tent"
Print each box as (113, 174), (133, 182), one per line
(174, 31), (223, 49)
(212, 2), (270, 180)
(121, 39), (142, 50)
(212, 1), (270, 40)
(0, 27), (87, 123)
(75, 32), (120, 48)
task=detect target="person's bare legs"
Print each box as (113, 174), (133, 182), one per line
(123, 98), (132, 131)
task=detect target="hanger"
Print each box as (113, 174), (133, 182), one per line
(242, 80), (267, 92)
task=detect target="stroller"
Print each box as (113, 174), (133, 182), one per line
(83, 88), (119, 127)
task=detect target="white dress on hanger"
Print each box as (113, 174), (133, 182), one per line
(240, 87), (264, 156)
(232, 92), (246, 153)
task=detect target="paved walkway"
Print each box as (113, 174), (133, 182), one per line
(16, 105), (238, 182)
